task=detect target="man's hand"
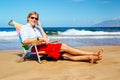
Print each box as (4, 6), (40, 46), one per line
(37, 21), (42, 28)
(43, 38), (50, 44)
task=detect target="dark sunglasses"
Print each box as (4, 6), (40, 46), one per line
(30, 17), (38, 20)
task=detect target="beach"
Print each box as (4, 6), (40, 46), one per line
(0, 27), (120, 80)
(0, 45), (120, 80)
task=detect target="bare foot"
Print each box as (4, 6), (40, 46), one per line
(97, 48), (103, 60)
(89, 55), (99, 64)
(89, 49), (103, 64)
(93, 48), (103, 60)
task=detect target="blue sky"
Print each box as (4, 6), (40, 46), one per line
(0, 0), (120, 27)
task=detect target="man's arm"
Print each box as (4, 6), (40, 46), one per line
(37, 21), (49, 43)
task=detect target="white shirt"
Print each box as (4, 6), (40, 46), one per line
(20, 23), (42, 42)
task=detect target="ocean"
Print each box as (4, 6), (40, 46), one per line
(0, 27), (120, 50)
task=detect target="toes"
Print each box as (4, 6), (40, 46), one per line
(97, 48), (104, 60)
(89, 56), (98, 64)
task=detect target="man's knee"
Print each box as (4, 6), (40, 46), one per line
(61, 43), (68, 50)
(62, 43), (67, 47)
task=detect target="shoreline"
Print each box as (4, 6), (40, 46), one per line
(0, 45), (120, 80)
(1, 37), (120, 50)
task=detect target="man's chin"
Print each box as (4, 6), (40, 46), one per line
(31, 23), (37, 26)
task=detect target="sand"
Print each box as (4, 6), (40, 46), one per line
(0, 46), (120, 80)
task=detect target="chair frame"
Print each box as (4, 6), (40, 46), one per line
(8, 20), (45, 63)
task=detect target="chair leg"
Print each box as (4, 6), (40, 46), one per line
(34, 45), (42, 63)
(18, 52), (28, 62)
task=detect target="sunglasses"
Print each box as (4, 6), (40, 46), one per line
(30, 17), (38, 20)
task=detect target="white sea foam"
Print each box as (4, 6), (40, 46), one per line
(58, 29), (120, 36)
(0, 29), (120, 40)
(0, 31), (18, 40)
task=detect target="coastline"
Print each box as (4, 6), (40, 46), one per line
(0, 45), (120, 80)
(1, 26), (120, 50)
(1, 37), (120, 50)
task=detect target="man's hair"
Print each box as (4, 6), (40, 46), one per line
(27, 11), (39, 22)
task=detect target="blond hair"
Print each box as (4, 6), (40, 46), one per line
(27, 11), (39, 22)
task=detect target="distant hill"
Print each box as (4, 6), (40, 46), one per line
(91, 20), (120, 27)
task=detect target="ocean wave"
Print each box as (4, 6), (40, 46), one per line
(0, 31), (18, 40)
(0, 29), (120, 40)
(58, 29), (120, 36)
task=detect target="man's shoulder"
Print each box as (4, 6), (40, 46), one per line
(21, 24), (30, 29)
(20, 25), (28, 32)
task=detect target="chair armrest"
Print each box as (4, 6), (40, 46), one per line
(49, 39), (60, 43)
(21, 40), (44, 46)
(21, 39), (60, 46)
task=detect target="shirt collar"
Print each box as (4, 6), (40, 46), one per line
(26, 23), (36, 29)
(26, 23), (32, 27)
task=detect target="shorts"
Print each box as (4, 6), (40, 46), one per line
(32, 43), (62, 59)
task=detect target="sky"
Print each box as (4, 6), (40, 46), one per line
(0, 0), (120, 27)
